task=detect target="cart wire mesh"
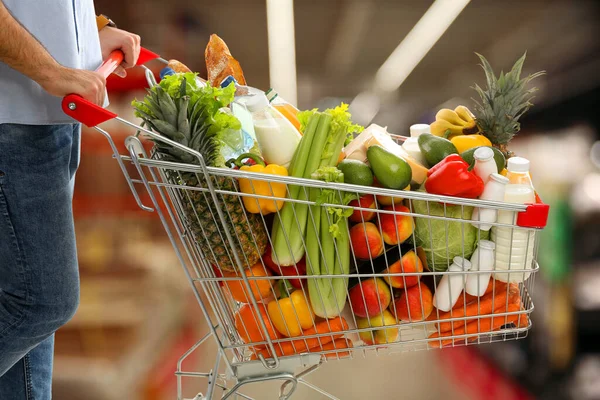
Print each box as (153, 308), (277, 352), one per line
(114, 123), (538, 369)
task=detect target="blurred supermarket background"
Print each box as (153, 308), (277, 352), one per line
(55, 0), (600, 399)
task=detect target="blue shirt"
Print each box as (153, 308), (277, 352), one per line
(0, 0), (103, 124)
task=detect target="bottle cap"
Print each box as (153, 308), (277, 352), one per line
(245, 93), (270, 113)
(477, 240), (496, 250)
(507, 156), (530, 173)
(489, 173), (509, 185)
(159, 67), (175, 80)
(220, 75), (238, 88)
(473, 146), (494, 161)
(452, 256), (472, 270)
(265, 88), (278, 103)
(409, 124), (430, 138)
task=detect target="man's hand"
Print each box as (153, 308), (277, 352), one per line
(38, 67), (106, 107)
(98, 27), (141, 78)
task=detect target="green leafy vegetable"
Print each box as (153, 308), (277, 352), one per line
(411, 192), (489, 271)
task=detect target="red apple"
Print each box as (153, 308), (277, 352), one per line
(348, 278), (392, 318)
(378, 205), (414, 245)
(391, 282), (433, 322)
(384, 250), (423, 288)
(349, 194), (377, 223)
(349, 222), (385, 260)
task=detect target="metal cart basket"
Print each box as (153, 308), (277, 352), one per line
(62, 49), (550, 400)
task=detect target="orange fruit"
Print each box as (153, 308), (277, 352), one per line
(223, 263), (273, 303)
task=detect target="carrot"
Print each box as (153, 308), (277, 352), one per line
(310, 338), (353, 359)
(436, 283), (518, 333)
(427, 281), (506, 322)
(428, 303), (527, 348)
(250, 317), (349, 359)
(251, 338), (354, 360)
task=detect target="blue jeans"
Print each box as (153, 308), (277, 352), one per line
(0, 123), (81, 399)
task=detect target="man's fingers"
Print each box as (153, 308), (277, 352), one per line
(114, 65), (127, 78)
(132, 34), (141, 66)
(121, 35), (140, 68)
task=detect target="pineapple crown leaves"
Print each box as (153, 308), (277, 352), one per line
(470, 52), (545, 144)
(132, 73), (241, 167)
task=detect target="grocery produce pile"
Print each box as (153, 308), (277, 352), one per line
(133, 35), (545, 356)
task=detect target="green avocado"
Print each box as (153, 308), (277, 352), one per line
(417, 134), (458, 167)
(337, 159), (374, 186)
(366, 145), (412, 190)
(461, 146), (506, 172)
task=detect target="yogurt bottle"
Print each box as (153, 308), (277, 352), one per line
(465, 240), (496, 297)
(433, 257), (471, 312)
(472, 147), (498, 184)
(471, 173), (509, 231)
(492, 157), (536, 283)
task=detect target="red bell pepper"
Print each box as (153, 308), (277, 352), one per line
(262, 244), (306, 289)
(427, 154), (467, 177)
(425, 154), (484, 198)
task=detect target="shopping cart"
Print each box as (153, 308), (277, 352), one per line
(63, 49), (550, 400)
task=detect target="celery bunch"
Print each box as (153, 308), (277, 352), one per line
(306, 167), (354, 318)
(270, 104), (361, 318)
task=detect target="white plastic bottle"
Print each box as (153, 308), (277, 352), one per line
(245, 93), (302, 168)
(465, 240), (496, 297)
(472, 147), (498, 184)
(433, 257), (471, 312)
(492, 157), (536, 283)
(471, 173), (509, 231)
(402, 124), (429, 166)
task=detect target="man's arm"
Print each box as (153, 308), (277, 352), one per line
(0, 1), (106, 105)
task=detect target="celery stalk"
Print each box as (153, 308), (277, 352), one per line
(271, 113), (332, 266)
(270, 114), (321, 266)
(320, 207), (336, 277)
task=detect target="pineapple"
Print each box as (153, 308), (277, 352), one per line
(133, 76), (267, 272)
(471, 52), (544, 158)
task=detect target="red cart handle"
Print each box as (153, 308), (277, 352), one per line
(62, 47), (160, 127)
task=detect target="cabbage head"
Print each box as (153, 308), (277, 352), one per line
(411, 197), (489, 271)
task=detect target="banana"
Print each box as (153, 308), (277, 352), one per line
(430, 120), (464, 137)
(454, 105), (475, 124)
(431, 106), (480, 136)
(435, 109), (466, 126)
(454, 105), (480, 134)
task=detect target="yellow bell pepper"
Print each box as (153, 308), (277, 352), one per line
(267, 288), (315, 337)
(230, 153), (288, 215)
(450, 134), (492, 154)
